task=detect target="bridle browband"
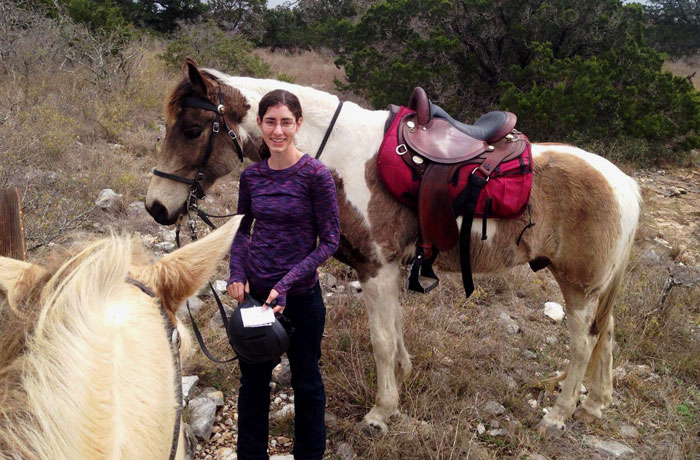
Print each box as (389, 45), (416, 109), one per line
(125, 277), (183, 460)
(153, 86), (245, 200)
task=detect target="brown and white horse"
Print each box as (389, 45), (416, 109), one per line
(145, 61), (641, 435)
(0, 215), (241, 459)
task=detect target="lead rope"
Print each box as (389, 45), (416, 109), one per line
(176, 209), (239, 363)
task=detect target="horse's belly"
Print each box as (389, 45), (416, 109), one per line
(434, 217), (530, 274)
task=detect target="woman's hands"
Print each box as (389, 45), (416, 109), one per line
(226, 281), (249, 303)
(264, 289), (285, 316)
(227, 283), (284, 315)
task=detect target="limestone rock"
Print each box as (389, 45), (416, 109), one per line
(498, 312), (520, 334)
(544, 302), (565, 322)
(583, 435), (634, 458)
(272, 403), (294, 420)
(182, 375), (200, 402)
(127, 201), (148, 218)
(188, 396), (218, 440)
(213, 280), (228, 294)
(483, 400), (506, 416)
(215, 447), (237, 460)
(95, 188), (122, 210)
(179, 296), (204, 317)
(200, 387), (225, 407)
(272, 358), (292, 387)
(619, 424), (639, 438)
(336, 442), (356, 460)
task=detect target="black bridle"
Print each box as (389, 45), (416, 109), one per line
(153, 86), (245, 200)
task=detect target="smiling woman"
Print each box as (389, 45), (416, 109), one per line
(226, 88), (340, 460)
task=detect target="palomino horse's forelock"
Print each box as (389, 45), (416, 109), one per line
(145, 64), (641, 436)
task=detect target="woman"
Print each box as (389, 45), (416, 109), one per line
(227, 89), (340, 460)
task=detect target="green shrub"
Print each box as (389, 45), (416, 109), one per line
(500, 42), (700, 162)
(160, 21), (270, 77)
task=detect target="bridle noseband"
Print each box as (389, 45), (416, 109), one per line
(153, 86), (245, 200)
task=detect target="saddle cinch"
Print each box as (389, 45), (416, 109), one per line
(377, 87), (533, 297)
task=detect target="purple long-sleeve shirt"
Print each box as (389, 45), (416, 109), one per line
(228, 154), (340, 306)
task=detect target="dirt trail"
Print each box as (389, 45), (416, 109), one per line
(637, 167), (700, 266)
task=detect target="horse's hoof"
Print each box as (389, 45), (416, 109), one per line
(359, 419), (388, 438)
(573, 406), (599, 423)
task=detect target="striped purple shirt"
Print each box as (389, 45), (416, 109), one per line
(228, 154), (340, 306)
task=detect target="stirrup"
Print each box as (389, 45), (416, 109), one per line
(407, 247), (439, 293)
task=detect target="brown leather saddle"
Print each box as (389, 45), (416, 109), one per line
(399, 87), (527, 296)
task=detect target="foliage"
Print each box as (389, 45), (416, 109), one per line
(63, 0), (129, 34)
(160, 20), (270, 77)
(207, 0), (267, 41)
(644, 0), (700, 57)
(259, 0), (357, 50)
(337, 0), (700, 163)
(500, 42), (700, 156)
(114, 0), (207, 34)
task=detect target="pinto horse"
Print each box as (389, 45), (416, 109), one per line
(145, 60), (641, 435)
(0, 216), (241, 459)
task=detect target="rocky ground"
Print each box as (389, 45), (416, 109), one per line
(175, 166), (700, 460)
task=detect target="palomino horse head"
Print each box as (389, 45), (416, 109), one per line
(0, 216), (241, 459)
(146, 59), (260, 225)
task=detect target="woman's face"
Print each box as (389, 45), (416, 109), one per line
(257, 104), (302, 156)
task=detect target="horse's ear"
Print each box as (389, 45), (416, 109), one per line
(0, 257), (47, 308)
(140, 216), (242, 312)
(184, 58), (208, 96)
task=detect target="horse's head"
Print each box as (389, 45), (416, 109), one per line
(0, 215), (241, 459)
(146, 59), (260, 225)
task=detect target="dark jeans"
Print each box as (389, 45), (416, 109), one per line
(237, 282), (326, 460)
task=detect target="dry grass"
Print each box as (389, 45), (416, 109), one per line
(2, 8), (699, 457)
(663, 55), (700, 90)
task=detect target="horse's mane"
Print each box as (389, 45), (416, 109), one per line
(0, 234), (143, 458)
(165, 70), (252, 126)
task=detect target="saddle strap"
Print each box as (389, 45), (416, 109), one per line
(458, 172), (488, 298)
(419, 163), (460, 252)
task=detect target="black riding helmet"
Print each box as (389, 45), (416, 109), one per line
(228, 293), (290, 364)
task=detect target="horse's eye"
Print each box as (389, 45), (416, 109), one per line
(184, 128), (203, 139)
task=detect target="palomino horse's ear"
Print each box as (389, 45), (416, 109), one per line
(140, 215), (242, 313)
(184, 57), (209, 96)
(0, 257), (47, 308)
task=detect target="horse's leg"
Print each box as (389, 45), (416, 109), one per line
(574, 313), (614, 421)
(538, 282), (599, 434)
(360, 262), (404, 435)
(394, 291), (412, 384)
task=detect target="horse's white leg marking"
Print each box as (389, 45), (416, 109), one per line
(576, 314), (614, 420)
(394, 305), (411, 385)
(360, 263), (403, 434)
(539, 287), (598, 432)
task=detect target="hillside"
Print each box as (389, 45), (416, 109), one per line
(1, 22), (699, 460)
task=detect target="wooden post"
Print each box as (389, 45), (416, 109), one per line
(0, 187), (27, 261)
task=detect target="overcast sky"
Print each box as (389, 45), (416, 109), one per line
(267, 0), (292, 8)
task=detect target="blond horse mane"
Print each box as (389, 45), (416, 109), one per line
(0, 235), (187, 460)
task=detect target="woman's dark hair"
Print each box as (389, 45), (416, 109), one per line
(258, 89), (303, 160)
